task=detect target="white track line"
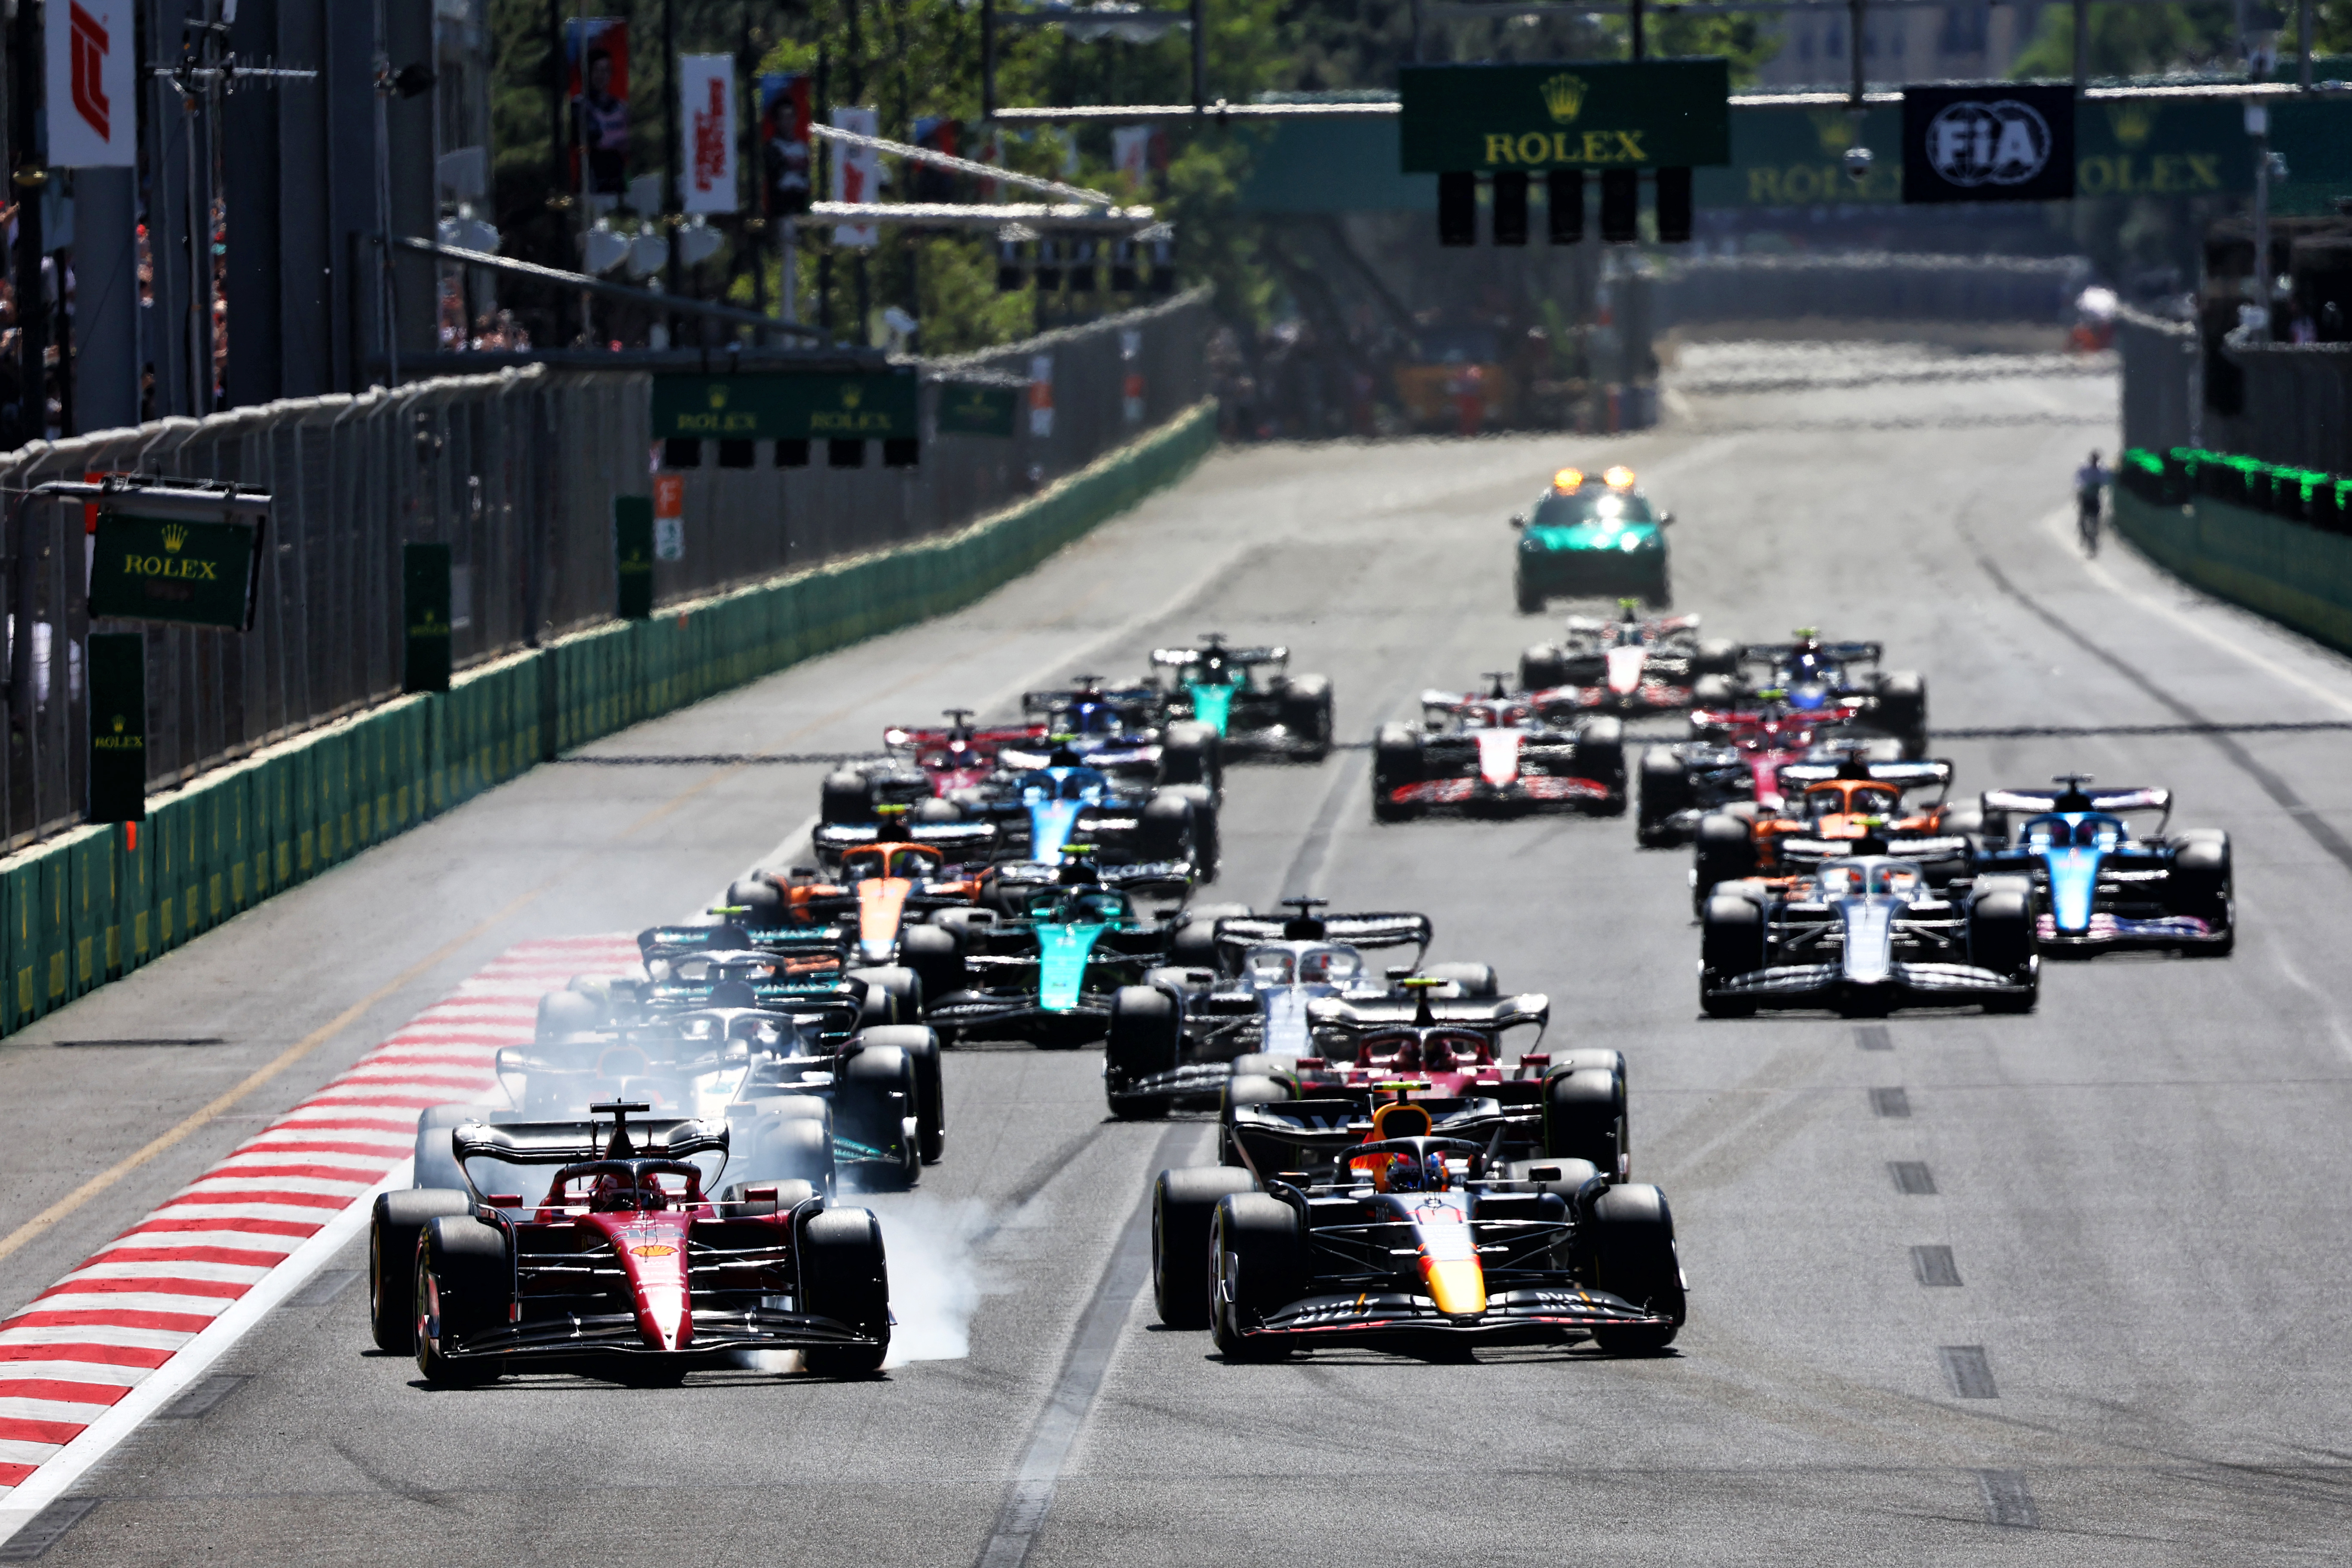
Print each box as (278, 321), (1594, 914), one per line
(0, 934), (641, 1550)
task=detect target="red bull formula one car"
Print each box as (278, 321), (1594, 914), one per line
(1151, 1093), (1684, 1361)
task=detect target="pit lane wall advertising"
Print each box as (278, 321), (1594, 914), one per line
(0, 401), (1216, 1038)
(2114, 447), (2352, 657)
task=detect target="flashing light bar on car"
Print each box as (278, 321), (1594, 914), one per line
(1603, 466), (1636, 489)
(1552, 467), (1585, 493)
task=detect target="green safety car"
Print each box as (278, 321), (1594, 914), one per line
(1510, 464), (1672, 612)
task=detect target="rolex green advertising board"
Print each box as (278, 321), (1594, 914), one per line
(87, 513), (264, 631)
(937, 383), (1020, 438)
(1398, 60), (1731, 173)
(87, 633), (146, 824)
(651, 371), (919, 441)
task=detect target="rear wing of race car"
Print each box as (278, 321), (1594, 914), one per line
(1775, 757), (1953, 798)
(1307, 992), (1551, 1036)
(639, 923), (751, 960)
(1740, 639), (1882, 667)
(1019, 686), (1160, 719)
(1210, 911), (1434, 959)
(1980, 785), (2171, 840)
(811, 820), (1001, 861)
(451, 1114), (730, 1168)
(989, 858), (1196, 897)
(1151, 643), (1286, 669)
(1225, 1096), (1538, 1178)
(884, 723), (1043, 752)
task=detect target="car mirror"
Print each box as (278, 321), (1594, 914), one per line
(1657, 511), (1675, 526)
(1508, 514), (1526, 529)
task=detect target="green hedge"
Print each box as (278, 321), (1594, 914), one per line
(0, 400), (1216, 1035)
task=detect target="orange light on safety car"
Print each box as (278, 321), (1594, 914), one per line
(1603, 465), (1636, 489)
(1551, 467), (1585, 493)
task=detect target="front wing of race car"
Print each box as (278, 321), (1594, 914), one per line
(1245, 1285), (1672, 1349)
(2035, 911), (2228, 951)
(1388, 773), (1615, 810)
(1108, 1057), (1239, 1110)
(1708, 958), (2033, 1011)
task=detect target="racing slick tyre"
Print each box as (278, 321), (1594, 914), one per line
(1210, 1194), (1302, 1361)
(411, 1104), (490, 1193)
(913, 797), (962, 824)
(1372, 723), (1425, 822)
(1700, 894), (1765, 1018)
(1874, 671), (1929, 756)
(1583, 1184), (1686, 1355)
(1693, 814), (1758, 913)
(1519, 643), (1568, 693)
(414, 1213), (509, 1384)
(859, 1026), (945, 1164)
(1153, 1167), (1256, 1327)
(1694, 638), (1739, 676)
(1514, 571), (1545, 616)
(1158, 723), (1222, 792)
(1420, 962), (1500, 999)
(1543, 1068), (1626, 1176)
(1140, 790), (1205, 876)
(726, 876), (784, 925)
(1637, 748), (1694, 847)
(840, 1044), (922, 1187)
(737, 1111), (838, 1198)
(1279, 676), (1335, 760)
(1967, 890), (2038, 1011)
(1171, 903), (1252, 970)
(799, 1207), (893, 1377)
(1219, 1074), (1292, 1167)
(2166, 836), (2235, 953)
(820, 769), (876, 824)
(900, 925), (967, 1017)
(1106, 986), (1181, 1119)
(370, 1188), (473, 1353)
(849, 965), (921, 1028)
(1574, 717), (1628, 815)
(535, 989), (606, 1044)
(1690, 674), (1738, 710)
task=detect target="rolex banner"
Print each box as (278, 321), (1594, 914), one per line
(650, 370), (920, 441)
(937, 383), (1020, 438)
(403, 542), (453, 694)
(1397, 60), (1731, 173)
(86, 632), (146, 824)
(87, 512), (263, 630)
(1902, 83), (2075, 203)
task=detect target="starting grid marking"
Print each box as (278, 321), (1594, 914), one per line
(0, 934), (640, 1500)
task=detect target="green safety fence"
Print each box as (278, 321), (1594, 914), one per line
(2115, 444), (2352, 657)
(0, 399), (1216, 1036)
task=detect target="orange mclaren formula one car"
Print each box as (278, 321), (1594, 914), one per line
(1149, 1090), (1684, 1362)
(1690, 752), (1981, 912)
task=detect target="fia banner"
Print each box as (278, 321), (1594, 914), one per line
(679, 55), (737, 213)
(1902, 83), (2075, 203)
(46, 0), (136, 167)
(830, 106), (881, 248)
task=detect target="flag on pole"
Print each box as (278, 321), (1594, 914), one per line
(679, 55), (738, 213)
(831, 106), (881, 249)
(47, 0), (136, 167)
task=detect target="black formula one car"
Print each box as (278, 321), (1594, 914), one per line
(1723, 631), (1929, 757)
(1700, 855), (2037, 1017)
(376, 1100), (892, 1383)
(1971, 778), (2233, 956)
(1519, 603), (1737, 716)
(1146, 635), (1335, 761)
(1372, 680), (1626, 821)
(1150, 1093), (1684, 1360)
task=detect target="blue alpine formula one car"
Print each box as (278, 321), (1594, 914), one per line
(1972, 778), (2233, 956)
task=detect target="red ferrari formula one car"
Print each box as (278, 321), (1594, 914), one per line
(821, 709), (1047, 822)
(1372, 680), (1626, 821)
(377, 1100), (893, 1384)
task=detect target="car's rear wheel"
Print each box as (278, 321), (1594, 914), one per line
(1637, 747), (1692, 846)
(1693, 814), (1757, 913)
(2167, 836), (2233, 949)
(1279, 676), (1334, 760)
(1520, 643), (1568, 692)
(1219, 1074), (1291, 1168)
(1372, 723), (1424, 822)
(370, 1188), (473, 1353)
(1544, 1066), (1626, 1174)
(1106, 986), (1181, 1118)
(820, 770), (875, 824)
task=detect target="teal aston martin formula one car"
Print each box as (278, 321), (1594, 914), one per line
(1510, 465), (1672, 612)
(1148, 635), (1334, 762)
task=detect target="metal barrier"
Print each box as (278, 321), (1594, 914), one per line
(0, 291), (1211, 852)
(2119, 302), (2352, 477)
(2116, 306), (2199, 458)
(1654, 253), (2093, 328)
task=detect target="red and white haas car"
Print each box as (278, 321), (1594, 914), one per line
(1372, 677), (1626, 821)
(822, 708), (1047, 823)
(1519, 601), (1738, 715)
(372, 1100), (891, 1384)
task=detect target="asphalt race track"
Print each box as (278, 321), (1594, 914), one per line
(8, 352), (2352, 1565)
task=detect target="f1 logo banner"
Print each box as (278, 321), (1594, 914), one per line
(46, 0), (136, 167)
(1902, 84), (2074, 203)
